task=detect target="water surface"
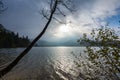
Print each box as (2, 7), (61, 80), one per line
(0, 47), (86, 80)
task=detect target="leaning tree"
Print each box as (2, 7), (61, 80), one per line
(0, 0), (75, 78)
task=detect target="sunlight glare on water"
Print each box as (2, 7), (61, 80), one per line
(0, 47), (85, 80)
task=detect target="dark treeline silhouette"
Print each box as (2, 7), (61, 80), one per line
(0, 24), (30, 48)
(78, 38), (120, 47)
(0, 0), (73, 78)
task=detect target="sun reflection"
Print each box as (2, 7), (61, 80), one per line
(53, 47), (75, 74)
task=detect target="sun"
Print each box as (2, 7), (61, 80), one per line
(53, 25), (72, 38)
(59, 25), (69, 33)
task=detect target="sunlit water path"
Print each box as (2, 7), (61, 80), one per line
(0, 47), (86, 80)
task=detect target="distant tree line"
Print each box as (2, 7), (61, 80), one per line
(0, 24), (30, 48)
(78, 34), (120, 47)
(0, 0), (74, 77)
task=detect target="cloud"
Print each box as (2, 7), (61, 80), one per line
(91, 0), (120, 19)
(43, 0), (120, 41)
(0, 0), (120, 41)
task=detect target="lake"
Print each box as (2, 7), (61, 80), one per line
(0, 47), (86, 80)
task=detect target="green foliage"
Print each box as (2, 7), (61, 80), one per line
(78, 26), (120, 79)
(0, 24), (30, 48)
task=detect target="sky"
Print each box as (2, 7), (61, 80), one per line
(0, 0), (120, 42)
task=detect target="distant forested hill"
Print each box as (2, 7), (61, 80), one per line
(0, 24), (30, 48)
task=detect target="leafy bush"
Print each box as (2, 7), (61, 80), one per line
(77, 26), (120, 80)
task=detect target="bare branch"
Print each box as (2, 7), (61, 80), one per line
(38, 9), (49, 20)
(0, 0), (7, 14)
(50, 0), (54, 10)
(56, 7), (66, 17)
(61, 0), (75, 12)
(53, 16), (66, 24)
(0, 0), (58, 77)
(0, 0), (75, 78)
(41, 0), (75, 23)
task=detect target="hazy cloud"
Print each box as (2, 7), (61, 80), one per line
(0, 0), (120, 41)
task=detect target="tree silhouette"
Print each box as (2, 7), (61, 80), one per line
(0, 0), (74, 78)
(0, 24), (30, 48)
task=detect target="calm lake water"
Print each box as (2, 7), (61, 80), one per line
(0, 47), (86, 80)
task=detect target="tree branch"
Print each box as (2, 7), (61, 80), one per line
(53, 16), (65, 24)
(0, 0), (58, 78)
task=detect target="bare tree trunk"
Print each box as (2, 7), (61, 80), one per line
(0, 0), (58, 78)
